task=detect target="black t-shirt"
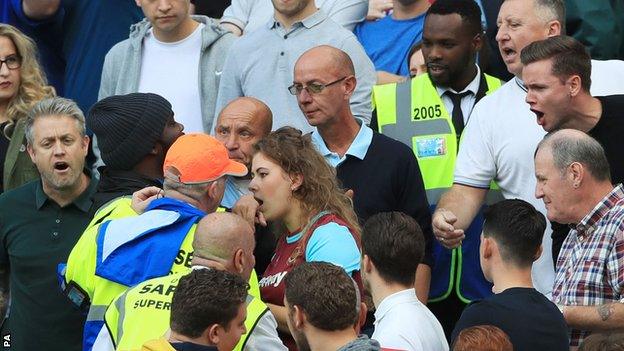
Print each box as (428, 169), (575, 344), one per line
(451, 287), (569, 351)
(551, 95), (624, 263)
(588, 95), (624, 184)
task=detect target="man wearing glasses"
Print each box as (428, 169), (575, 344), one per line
(214, 0), (375, 134)
(293, 45), (434, 311)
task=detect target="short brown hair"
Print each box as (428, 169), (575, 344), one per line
(284, 262), (358, 331)
(521, 35), (591, 92)
(453, 325), (513, 351)
(362, 212), (424, 286)
(170, 269), (248, 338)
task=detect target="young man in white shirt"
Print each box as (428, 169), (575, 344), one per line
(362, 212), (448, 351)
(99, 0), (235, 133)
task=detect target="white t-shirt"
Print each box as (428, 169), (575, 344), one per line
(138, 24), (205, 133)
(373, 289), (449, 351)
(455, 59), (624, 297)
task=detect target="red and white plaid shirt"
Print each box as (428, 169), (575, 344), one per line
(552, 184), (624, 347)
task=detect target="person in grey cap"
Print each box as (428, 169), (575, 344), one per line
(87, 92), (184, 210)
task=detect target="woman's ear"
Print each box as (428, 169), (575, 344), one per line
(290, 173), (303, 191)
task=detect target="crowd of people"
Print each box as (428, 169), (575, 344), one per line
(0, 0), (623, 350)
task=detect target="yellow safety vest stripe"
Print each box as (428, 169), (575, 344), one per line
(106, 272), (267, 351)
(373, 73), (503, 302)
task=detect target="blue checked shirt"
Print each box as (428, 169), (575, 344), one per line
(552, 183), (624, 346)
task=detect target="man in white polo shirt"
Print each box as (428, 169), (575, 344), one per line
(432, 0), (624, 297)
(99, 0), (235, 133)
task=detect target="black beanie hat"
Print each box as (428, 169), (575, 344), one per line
(88, 93), (173, 170)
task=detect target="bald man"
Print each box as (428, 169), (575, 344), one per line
(92, 212), (286, 351)
(292, 45), (434, 304)
(214, 97), (273, 209)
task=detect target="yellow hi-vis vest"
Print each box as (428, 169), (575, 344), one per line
(62, 197), (258, 349)
(373, 73), (502, 303)
(104, 271), (267, 351)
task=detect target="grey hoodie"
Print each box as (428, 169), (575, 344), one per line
(98, 15), (235, 132)
(337, 335), (382, 351)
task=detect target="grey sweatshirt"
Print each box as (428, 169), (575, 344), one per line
(98, 15), (235, 132)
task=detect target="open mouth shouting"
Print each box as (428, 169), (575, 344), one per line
(53, 161), (70, 173)
(500, 47), (517, 62)
(530, 108), (545, 125)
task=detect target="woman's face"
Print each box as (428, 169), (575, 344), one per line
(248, 152), (295, 222)
(409, 48), (427, 78)
(0, 36), (21, 107)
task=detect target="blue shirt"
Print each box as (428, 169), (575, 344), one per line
(311, 119), (373, 167)
(354, 12), (426, 76)
(1, 0), (65, 94)
(221, 176), (248, 209)
(286, 222), (361, 275)
(13, 0), (144, 113)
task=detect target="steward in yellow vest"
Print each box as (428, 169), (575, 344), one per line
(138, 269), (250, 351)
(94, 212), (284, 351)
(59, 134), (250, 351)
(104, 271), (268, 351)
(373, 71), (502, 303)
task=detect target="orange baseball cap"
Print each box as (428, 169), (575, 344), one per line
(163, 133), (247, 184)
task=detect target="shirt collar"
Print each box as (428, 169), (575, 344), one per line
(36, 170), (97, 212)
(374, 288), (420, 323)
(435, 65), (482, 96)
(268, 9), (327, 30)
(575, 183), (624, 234)
(311, 119), (373, 167)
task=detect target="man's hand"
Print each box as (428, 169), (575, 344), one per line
(366, 0), (393, 21)
(233, 194), (267, 227)
(432, 208), (465, 249)
(131, 186), (162, 214)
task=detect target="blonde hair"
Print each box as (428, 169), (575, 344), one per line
(254, 126), (361, 234)
(0, 24), (55, 126)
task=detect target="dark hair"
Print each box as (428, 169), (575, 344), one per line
(253, 126), (360, 233)
(483, 199), (546, 267)
(453, 325), (513, 351)
(536, 130), (611, 182)
(170, 269), (249, 338)
(579, 332), (624, 351)
(284, 262), (358, 331)
(362, 212), (424, 286)
(426, 0), (483, 36)
(521, 35), (591, 92)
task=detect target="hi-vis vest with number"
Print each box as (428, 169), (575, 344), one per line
(373, 73), (502, 303)
(104, 271), (266, 351)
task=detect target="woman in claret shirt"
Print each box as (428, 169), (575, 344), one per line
(249, 126), (362, 350)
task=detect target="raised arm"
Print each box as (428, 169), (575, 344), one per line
(432, 184), (488, 249)
(22, 0), (61, 20)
